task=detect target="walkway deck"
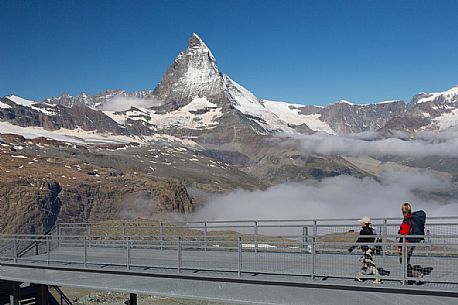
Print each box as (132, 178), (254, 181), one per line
(1, 246), (457, 305)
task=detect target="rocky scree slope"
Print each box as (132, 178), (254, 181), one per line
(0, 134), (193, 234)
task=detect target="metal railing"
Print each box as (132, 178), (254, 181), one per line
(1, 232), (458, 285)
(55, 216), (458, 238)
(1, 218), (458, 287)
(50, 286), (73, 305)
(17, 225), (58, 258)
(53, 217), (458, 256)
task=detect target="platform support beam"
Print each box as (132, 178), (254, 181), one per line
(37, 284), (49, 305)
(9, 281), (20, 305)
(129, 293), (137, 305)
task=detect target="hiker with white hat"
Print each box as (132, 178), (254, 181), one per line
(348, 216), (382, 284)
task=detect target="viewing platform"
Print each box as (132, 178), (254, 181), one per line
(1, 217), (458, 305)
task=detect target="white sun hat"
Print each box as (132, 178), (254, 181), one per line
(358, 216), (371, 224)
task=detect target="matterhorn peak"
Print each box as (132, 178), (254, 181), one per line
(186, 33), (216, 62)
(188, 33), (205, 49)
(152, 33), (223, 109)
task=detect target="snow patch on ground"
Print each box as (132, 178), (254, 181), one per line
(11, 155), (28, 159)
(0, 101), (12, 109)
(0, 122), (198, 146)
(105, 96), (223, 130)
(31, 104), (57, 116)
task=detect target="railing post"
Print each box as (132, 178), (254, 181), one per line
(160, 222), (164, 251)
(127, 237), (131, 270)
(311, 236), (316, 280)
(37, 284), (49, 305)
(401, 238), (407, 285)
(302, 226), (308, 252)
(204, 222), (208, 252)
(13, 239), (17, 263)
(35, 241), (39, 255)
(426, 229), (431, 257)
(83, 236), (87, 268)
(57, 223), (61, 248)
(178, 236), (182, 273)
(382, 219), (387, 257)
(238, 236), (242, 277)
(122, 222), (126, 240)
(311, 220), (317, 280)
(88, 223), (92, 248)
(254, 221), (258, 253)
(47, 236), (50, 265)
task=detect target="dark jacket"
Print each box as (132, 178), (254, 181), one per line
(356, 226), (376, 244)
(349, 225), (376, 252)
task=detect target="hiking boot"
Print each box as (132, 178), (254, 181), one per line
(355, 277), (364, 282)
(373, 279), (383, 284)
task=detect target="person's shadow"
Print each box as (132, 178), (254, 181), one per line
(406, 265), (434, 285)
(419, 266), (434, 275)
(377, 267), (391, 276)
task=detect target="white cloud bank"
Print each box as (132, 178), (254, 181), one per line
(193, 171), (457, 221)
(100, 96), (162, 112)
(297, 130), (458, 157)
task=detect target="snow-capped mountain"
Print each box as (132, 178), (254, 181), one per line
(153, 33), (223, 109)
(148, 33), (303, 135)
(408, 85), (458, 130)
(411, 85), (458, 105)
(38, 34), (309, 137)
(2, 33), (458, 141)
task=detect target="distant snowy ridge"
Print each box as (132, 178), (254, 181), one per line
(5, 95), (57, 115)
(6, 95), (36, 106)
(413, 85), (458, 104)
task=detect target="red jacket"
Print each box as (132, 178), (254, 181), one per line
(399, 214), (411, 242)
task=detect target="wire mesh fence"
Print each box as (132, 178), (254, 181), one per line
(2, 218), (458, 286)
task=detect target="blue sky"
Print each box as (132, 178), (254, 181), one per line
(1, 0), (457, 105)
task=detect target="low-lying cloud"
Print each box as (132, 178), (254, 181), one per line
(100, 96), (162, 112)
(193, 171), (458, 221)
(298, 130), (458, 157)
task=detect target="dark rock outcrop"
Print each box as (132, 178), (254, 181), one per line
(0, 178), (62, 234)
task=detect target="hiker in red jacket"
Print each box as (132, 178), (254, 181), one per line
(397, 203), (415, 264)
